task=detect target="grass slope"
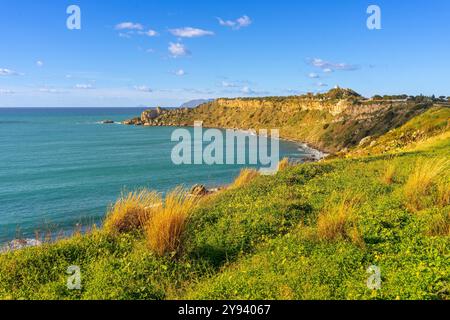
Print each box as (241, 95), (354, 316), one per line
(0, 108), (449, 300)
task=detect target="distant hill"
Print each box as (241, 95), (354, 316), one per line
(179, 99), (213, 109)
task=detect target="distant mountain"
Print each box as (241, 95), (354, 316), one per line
(179, 99), (213, 109)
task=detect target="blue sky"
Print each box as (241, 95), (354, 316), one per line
(0, 0), (449, 107)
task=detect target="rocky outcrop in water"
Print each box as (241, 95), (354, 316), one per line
(1, 239), (42, 253)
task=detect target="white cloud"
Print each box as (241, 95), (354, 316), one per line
(0, 68), (21, 76)
(308, 72), (319, 79)
(323, 68), (333, 73)
(309, 58), (359, 71)
(221, 81), (239, 88)
(36, 60), (44, 67)
(0, 89), (14, 95)
(168, 42), (190, 57)
(173, 69), (186, 76)
(169, 27), (214, 38)
(74, 84), (94, 89)
(316, 82), (328, 87)
(118, 32), (132, 39)
(138, 29), (158, 37)
(240, 86), (269, 96)
(236, 15), (252, 28)
(39, 87), (66, 94)
(115, 22), (144, 30)
(134, 85), (152, 92)
(241, 86), (253, 94)
(218, 15), (252, 30)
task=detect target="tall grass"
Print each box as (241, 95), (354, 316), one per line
(277, 158), (290, 172)
(232, 169), (260, 188)
(145, 188), (198, 257)
(436, 178), (450, 207)
(104, 190), (161, 234)
(404, 158), (449, 212)
(427, 212), (450, 237)
(381, 163), (396, 185)
(317, 193), (364, 246)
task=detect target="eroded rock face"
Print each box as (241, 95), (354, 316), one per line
(141, 107), (167, 123)
(214, 97), (355, 116)
(123, 117), (143, 125)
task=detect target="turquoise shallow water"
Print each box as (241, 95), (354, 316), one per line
(0, 108), (310, 243)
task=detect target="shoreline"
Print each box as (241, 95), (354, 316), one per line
(1, 122), (327, 253)
(121, 120), (331, 160)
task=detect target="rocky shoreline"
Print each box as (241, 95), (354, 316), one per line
(120, 107), (330, 161)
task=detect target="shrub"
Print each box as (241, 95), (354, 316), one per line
(404, 158), (449, 211)
(317, 193), (363, 246)
(145, 188), (197, 257)
(277, 158), (290, 172)
(231, 169), (260, 188)
(104, 190), (161, 234)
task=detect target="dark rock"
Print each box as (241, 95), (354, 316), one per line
(190, 184), (209, 196)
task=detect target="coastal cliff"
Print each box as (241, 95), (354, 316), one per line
(124, 88), (437, 153)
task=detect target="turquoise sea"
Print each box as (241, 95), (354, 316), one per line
(0, 108), (311, 243)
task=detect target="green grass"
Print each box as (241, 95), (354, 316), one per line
(0, 111), (449, 300)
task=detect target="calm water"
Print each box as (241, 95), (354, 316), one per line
(0, 108), (310, 243)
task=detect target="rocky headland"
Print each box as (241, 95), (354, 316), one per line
(124, 88), (439, 153)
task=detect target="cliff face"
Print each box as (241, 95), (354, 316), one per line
(141, 107), (167, 123)
(214, 97), (352, 116)
(124, 88), (434, 153)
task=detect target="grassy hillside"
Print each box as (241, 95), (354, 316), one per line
(0, 106), (449, 300)
(346, 107), (450, 157)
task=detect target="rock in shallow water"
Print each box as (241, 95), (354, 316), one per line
(1, 239), (42, 253)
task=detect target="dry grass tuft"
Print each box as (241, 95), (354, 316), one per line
(277, 158), (290, 172)
(104, 190), (161, 234)
(436, 178), (450, 208)
(404, 158), (449, 212)
(426, 212), (450, 236)
(381, 163), (396, 185)
(145, 187), (198, 256)
(317, 193), (364, 246)
(232, 168), (260, 188)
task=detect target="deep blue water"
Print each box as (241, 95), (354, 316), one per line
(0, 108), (309, 243)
